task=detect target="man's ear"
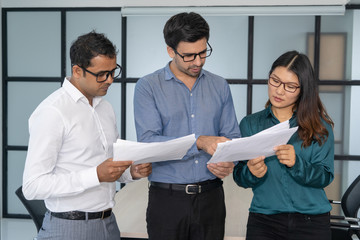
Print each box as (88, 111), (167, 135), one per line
(72, 65), (82, 78)
(167, 45), (175, 58)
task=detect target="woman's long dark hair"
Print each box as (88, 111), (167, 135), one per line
(266, 50), (334, 147)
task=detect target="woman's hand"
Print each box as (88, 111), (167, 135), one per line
(274, 144), (296, 168)
(247, 156), (267, 178)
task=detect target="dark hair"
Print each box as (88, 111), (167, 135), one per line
(70, 31), (117, 68)
(266, 50), (334, 147)
(163, 12), (210, 49)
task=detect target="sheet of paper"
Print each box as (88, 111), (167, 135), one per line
(113, 134), (196, 164)
(208, 121), (298, 164)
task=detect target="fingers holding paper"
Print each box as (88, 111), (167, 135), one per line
(197, 135), (230, 156)
(207, 162), (235, 179)
(130, 163), (152, 179)
(247, 156), (267, 178)
(274, 144), (296, 168)
(97, 158), (133, 182)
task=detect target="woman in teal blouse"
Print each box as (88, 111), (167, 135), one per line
(233, 50), (334, 240)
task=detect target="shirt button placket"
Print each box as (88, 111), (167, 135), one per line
(190, 91), (195, 132)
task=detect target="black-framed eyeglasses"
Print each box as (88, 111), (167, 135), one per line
(79, 64), (122, 83)
(268, 76), (300, 93)
(173, 42), (213, 62)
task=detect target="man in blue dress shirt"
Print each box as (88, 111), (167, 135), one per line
(134, 12), (241, 240)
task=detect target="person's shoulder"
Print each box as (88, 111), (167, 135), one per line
(253, 108), (269, 118)
(36, 87), (67, 109)
(240, 108), (269, 136)
(202, 69), (226, 82)
(241, 108), (268, 125)
(201, 70), (230, 93)
(138, 66), (166, 83)
(30, 88), (68, 120)
(136, 66), (169, 94)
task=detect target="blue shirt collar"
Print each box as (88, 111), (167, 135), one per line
(164, 61), (205, 82)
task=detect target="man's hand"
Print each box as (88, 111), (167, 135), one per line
(247, 156), (267, 178)
(207, 162), (235, 179)
(274, 144), (296, 168)
(130, 163), (152, 179)
(97, 158), (133, 182)
(196, 135), (230, 156)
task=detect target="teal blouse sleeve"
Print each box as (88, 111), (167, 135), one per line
(287, 121), (334, 188)
(233, 117), (267, 188)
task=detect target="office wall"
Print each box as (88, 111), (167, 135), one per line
(1, 0), (359, 233)
(346, 10), (360, 193)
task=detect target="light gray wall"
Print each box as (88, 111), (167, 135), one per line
(0, 0), (359, 224)
(346, 10), (360, 194)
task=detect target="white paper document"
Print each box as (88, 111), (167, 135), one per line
(113, 134), (196, 164)
(208, 121), (298, 164)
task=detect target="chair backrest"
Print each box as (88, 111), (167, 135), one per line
(15, 186), (47, 232)
(341, 174), (360, 218)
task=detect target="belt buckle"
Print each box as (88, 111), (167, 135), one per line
(185, 184), (201, 194)
(101, 210), (105, 219)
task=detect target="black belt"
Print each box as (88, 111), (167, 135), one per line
(50, 208), (112, 220)
(150, 178), (222, 194)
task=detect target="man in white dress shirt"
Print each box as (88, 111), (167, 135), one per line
(22, 31), (151, 240)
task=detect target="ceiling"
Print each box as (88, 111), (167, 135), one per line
(118, 0), (359, 7)
(119, 0), (358, 16)
(2, 0), (359, 9)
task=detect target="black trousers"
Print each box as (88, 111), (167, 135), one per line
(246, 212), (331, 240)
(146, 184), (225, 240)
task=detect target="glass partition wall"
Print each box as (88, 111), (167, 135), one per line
(2, 7), (360, 225)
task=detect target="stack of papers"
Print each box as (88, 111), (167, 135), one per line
(208, 120), (298, 164)
(113, 134), (196, 164)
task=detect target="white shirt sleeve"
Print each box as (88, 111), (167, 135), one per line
(23, 106), (100, 200)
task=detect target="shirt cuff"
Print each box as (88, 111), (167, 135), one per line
(118, 168), (135, 183)
(288, 154), (302, 173)
(78, 166), (100, 189)
(186, 141), (200, 157)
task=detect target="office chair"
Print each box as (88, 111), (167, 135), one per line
(15, 186), (47, 233)
(330, 175), (360, 240)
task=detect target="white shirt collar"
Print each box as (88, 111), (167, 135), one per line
(63, 77), (102, 107)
